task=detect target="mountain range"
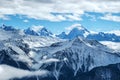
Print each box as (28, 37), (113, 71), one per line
(24, 26), (53, 37)
(1, 24), (120, 42)
(57, 24), (120, 42)
(0, 24), (120, 80)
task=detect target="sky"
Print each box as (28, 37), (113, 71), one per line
(0, 0), (120, 34)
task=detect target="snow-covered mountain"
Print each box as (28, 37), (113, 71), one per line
(57, 24), (90, 39)
(34, 37), (120, 79)
(0, 27), (120, 80)
(87, 32), (120, 42)
(0, 24), (54, 37)
(0, 24), (18, 31)
(1, 24), (120, 42)
(0, 28), (62, 80)
(57, 25), (120, 42)
(24, 26), (53, 37)
(0, 24), (120, 80)
(67, 25), (90, 39)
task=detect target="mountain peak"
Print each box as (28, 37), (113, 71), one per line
(0, 24), (17, 31)
(66, 24), (90, 39)
(57, 24), (90, 39)
(24, 26), (53, 37)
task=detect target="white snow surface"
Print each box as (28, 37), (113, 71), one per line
(23, 35), (61, 48)
(0, 29), (25, 40)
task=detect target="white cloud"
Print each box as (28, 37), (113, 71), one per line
(100, 41), (120, 52)
(90, 31), (99, 34)
(30, 25), (44, 32)
(106, 30), (120, 36)
(65, 23), (90, 37)
(23, 19), (29, 23)
(65, 24), (81, 31)
(0, 15), (9, 20)
(100, 13), (120, 22)
(0, 0), (120, 21)
(0, 64), (48, 80)
(65, 14), (82, 21)
(85, 13), (96, 21)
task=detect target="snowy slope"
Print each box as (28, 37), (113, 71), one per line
(0, 27), (63, 80)
(0, 30), (24, 41)
(0, 29), (61, 65)
(30, 37), (120, 80)
(23, 35), (61, 48)
(0, 37), (119, 80)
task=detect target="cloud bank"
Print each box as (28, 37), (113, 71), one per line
(100, 13), (120, 22)
(0, 0), (120, 21)
(0, 64), (48, 80)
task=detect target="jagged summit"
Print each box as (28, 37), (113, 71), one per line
(0, 24), (53, 37)
(57, 24), (120, 42)
(57, 24), (90, 39)
(68, 27), (89, 38)
(24, 26), (53, 37)
(0, 24), (17, 31)
(87, 32), (120, 42)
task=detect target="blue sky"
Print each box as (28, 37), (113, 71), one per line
(0, 0), (120, 34)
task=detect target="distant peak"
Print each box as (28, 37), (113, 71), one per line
(24, 25), (53, 36)
(65, 24), (90, 39)
(67, 24), (90, 35)
(0, 24), (17, 31)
